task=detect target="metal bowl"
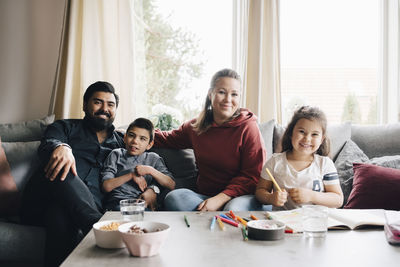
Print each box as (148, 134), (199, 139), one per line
(247, 219), (285, 240)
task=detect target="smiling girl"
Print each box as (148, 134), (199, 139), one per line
(255, 106), (343, 210)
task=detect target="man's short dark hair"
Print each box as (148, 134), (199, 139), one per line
(127, 118), (155, 142)
(83, 81), (119, 107)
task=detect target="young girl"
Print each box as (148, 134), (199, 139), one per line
(255, 106), (343, 210)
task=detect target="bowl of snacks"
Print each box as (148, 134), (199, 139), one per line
(118, 221), (170, 257)
(247, 220), (285, 240)
(93, 220), (127, 248)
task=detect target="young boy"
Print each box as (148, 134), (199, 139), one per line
(101, 118), (175, 211)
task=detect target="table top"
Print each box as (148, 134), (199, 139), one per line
(61, 211), (400, 267)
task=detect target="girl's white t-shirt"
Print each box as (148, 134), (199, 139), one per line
(260, 151), (339, 210)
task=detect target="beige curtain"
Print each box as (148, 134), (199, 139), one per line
(234, 0), (282, 124)
(50, 0), (144, 127)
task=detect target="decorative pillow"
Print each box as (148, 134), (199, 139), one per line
(334, 140), (369, 206)
(327, 122), (351, 161)
(0, 114), (54, 142)
(259, 120), (274, 159)
(344, 163), (400, 210)
(0, 138), (20, 216)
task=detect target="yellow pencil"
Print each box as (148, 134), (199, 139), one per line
(217, 217), (225, 231)
(265, 167), (282, 192)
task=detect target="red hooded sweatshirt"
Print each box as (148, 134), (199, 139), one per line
(154, 108), (266, 197)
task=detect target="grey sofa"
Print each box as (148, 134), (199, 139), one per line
(1, 116), (400, 266)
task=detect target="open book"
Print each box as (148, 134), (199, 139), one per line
(267, 208), (385, 233)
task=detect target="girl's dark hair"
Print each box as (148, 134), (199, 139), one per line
(191, 68), (241, 134)
(281, 106), (330, 156)
(127, 118), (154, 142)
(83, 81), (119, 107)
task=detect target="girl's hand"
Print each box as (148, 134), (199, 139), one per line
(271, 189), (288, 206)
(132, 174), (147, 192)
(135, 165), (153, 176)
(197, 193), (231, 211)
(288, 188), (314, 204)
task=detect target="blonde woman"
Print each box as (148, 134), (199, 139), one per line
(155, 69), (271, 211)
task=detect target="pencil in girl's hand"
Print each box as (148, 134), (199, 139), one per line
(265, 167), (282, 192)
(210, 216), (216, 230)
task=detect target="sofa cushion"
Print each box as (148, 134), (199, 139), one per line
(344, 163), (400, 210)
(334, 140), (369, 206)
(0, 138), (20, 216)
(0, 139), (40, 216)
(152, 148), (197, 191)
(259, 120), (274, 159)
(351, 123), (400, 158)
(0, 114), (54, 142)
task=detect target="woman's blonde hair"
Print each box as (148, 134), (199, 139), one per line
(192, 68), (242, 134)
(281, 106), (330, 156)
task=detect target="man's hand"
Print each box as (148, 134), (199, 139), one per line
(44, 145), (77, 181)
(132, 174), (147, 192)
(140, 189), (157, 211)
(197, 193), (232, 212)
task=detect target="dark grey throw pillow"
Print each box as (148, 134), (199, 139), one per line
(334, 140), (369, 206)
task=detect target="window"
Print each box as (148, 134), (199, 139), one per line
(279, 0), (380, 125)
(133, 0), (233, 126)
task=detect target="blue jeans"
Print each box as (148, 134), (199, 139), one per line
(163, 188), (272, 211)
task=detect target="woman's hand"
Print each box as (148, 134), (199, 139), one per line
(288, 188), (314, 204)
(197, 193), (232, 211)
(271, 189), (288, 206)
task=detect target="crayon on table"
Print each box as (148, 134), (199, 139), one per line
(184, 215), (190, 227)
(219, 213), (235, 222)
(229, 210), (237, 220)
(265, 212), (274, 220)
(217, 217), (225, 231)
(241, 225), (248, 241)
(250, 214), (259, 220)
(210, 216), (216, 230)
(216, 215), (239, 227)
(235, 215), (247, 226)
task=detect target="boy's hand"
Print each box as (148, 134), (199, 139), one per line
(288, 188), (313, 204)
(135, 165), (153, 176)
(140, 189), (157, 211)
(271, 189), (288, 206)
(132, 174), (147, 192)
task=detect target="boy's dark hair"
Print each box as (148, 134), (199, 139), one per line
(281, 106), (330, 156)
(127, 118), (155, 142)
(83, 81), (119, 107)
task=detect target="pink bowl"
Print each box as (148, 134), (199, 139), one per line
(118, 221), (170, 257)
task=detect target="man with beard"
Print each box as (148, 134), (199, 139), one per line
(21, 81), (157, 267)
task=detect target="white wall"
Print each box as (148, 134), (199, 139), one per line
(0, 0), (65, 123)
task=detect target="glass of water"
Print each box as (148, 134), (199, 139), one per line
(302, 205), (328, 238)
(120, 199), (145, 221)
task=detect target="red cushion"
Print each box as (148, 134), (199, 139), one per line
(344, 163), (400, 210)
(0, 137), (20, 215)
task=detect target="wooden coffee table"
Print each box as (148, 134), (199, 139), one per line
(61, 211), (400, 267)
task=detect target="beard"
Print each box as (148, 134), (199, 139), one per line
(84, 111), (114, 131)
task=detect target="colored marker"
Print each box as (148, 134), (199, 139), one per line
(265, 212), (274, 220)
(229, 210), (237, 220)
(216, 215), (239, 227)
(250, 214), (259, 220)
(210, 216), (216, 230)
(235, 215), (247, 226)
(217, 217), (225, 231)
(219, 213), (235, 222)
(241, 225), (248, 241)
(184, 215), (190, 227)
